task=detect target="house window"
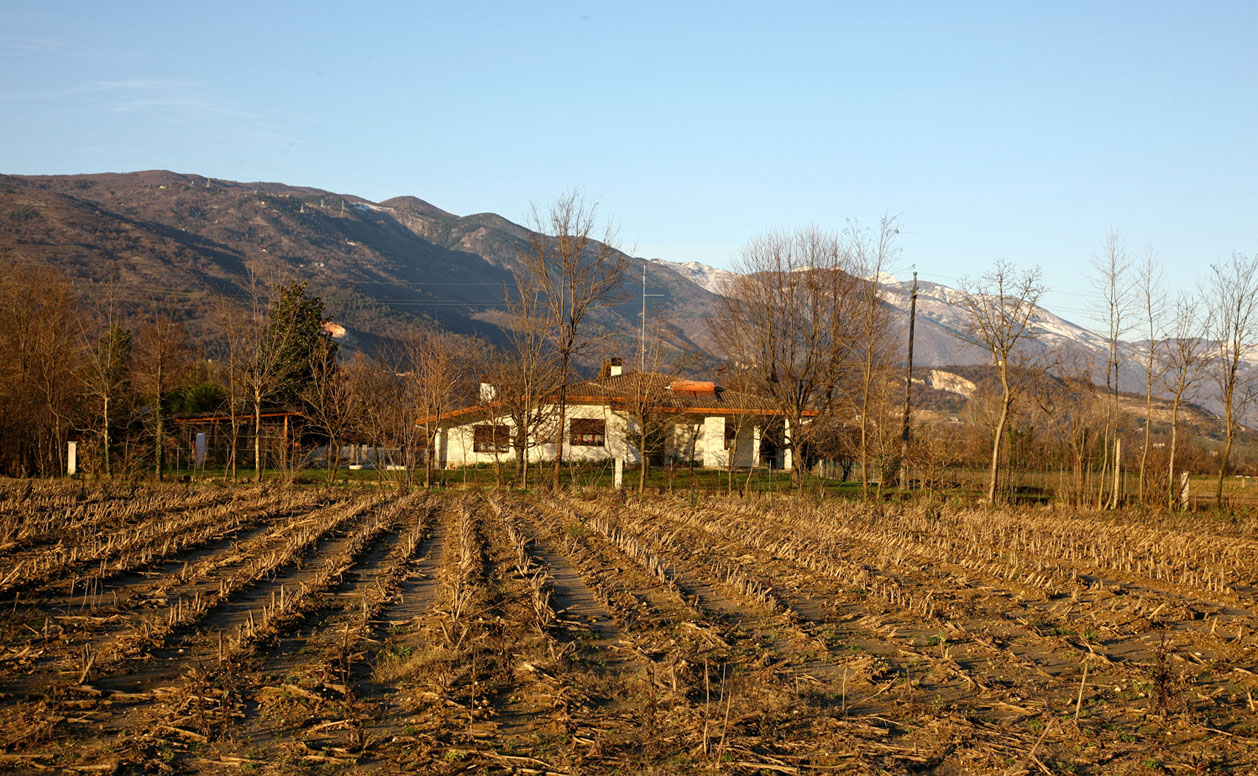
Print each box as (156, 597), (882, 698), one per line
(473, 425), (511, 454)
(570, 418), (606, 447)
(724, 423), (737, 450)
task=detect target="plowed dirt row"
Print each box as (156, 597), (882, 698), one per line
(0, 493), (333, 673)
(0, 485), (1254, 775)
(0, 493), (329, 643)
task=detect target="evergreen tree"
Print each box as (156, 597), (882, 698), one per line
(262, 281), (336, 406)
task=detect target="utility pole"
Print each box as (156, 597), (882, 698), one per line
(639, 264), (663, 371)
(899, 271), (918, 490)
(640, 263), (646, 370)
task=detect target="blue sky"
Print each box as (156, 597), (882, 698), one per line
(1, 0), (1255, 329)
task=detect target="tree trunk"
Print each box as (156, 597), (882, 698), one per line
(424, 426), (433, 490)
(154, 364), (165, 480)
(1167, 398), (1180, 510)
(102, 392), (111, 477)
(987, 396), (1010, 503)
(514, 429), (526, 482)
(52, 416), (63, 479)
(859, 414), (869, 499)
(1140, 385), (1152, 504)
(1096, 429), (1110, 509)
(229, 421), (239, 482)
(253, 391), (263, 482)
(638, 429), (648, 494)
(1216, 430), (1233, 508)
(1110, 437), (1122, 509)
(154, 406), (164, 481)
(552, 379), (567, 491)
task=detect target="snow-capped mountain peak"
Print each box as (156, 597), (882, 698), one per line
(650, 259), (739, 295)
(655, 258), (1112, 367)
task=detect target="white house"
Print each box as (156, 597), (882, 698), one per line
(429, 362), (811, 470)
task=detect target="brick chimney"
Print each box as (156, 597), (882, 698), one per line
(609, 357), (623, 377)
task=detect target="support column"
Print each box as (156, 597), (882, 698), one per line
(702, 415), (727, 469)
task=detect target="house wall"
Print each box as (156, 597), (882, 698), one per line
(441, 404), (620, 467)
(702, 415), (726, 469)
(437, 404), (792, 470)
(563, 404), (619, 463)
(608, 412), (636, 464)
(666, 419), (701, 464)
(733, 423), (761, 468)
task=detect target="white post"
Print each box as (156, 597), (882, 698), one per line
(782, 418), (793, 471)
(614, 457), (624, 490)
(66, 441), (77, 476)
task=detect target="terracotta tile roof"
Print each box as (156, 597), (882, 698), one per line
(565, 371), (804, 414)
(428, 370), (815, 424)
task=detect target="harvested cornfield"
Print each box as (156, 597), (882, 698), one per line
(0, 481), (1255, 774)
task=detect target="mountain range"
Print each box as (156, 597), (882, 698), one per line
(0, 170), (1231, 409)
(653, 259), (1153, 392)
(0, 170), (719, 358)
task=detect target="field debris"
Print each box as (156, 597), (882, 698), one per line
(0, 482), (1254, 773)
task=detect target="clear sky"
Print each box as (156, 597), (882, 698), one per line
(1, 0), (1254, 329)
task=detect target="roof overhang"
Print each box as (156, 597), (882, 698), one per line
(422, 397), (816, 426)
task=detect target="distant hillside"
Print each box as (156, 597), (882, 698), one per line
(654, 260), (1252, 416)
(0, 170), (1246, 421)
(911, 364), (1222, 437)
(0, 171), (719, 361)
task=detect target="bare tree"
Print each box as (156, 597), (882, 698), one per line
(959, 260), (1044, 503)
(229, 279), (330, 481)
(846, 216), (901, 497)
(522, 190), (627, 490)
(1205, 251), (1258, 508)
(474, 375), (509, 489)
(236, 281), (290, 481)
(80, 312), (134, 479)
(0, 264), (80, 476)
(718, 364), (760, 494)
(361, 332), (470, 491)
(214, 295), (251, 481)
(1135, 247), (1165, 504)
(405, 329), (467, 489)
(134, 315), (193, 479)
(712, 227), (861, 489)
(616, 329), (690, 493)
(355, 344), (419, 488)
(1042, 354), (1106, 506)
(300, 336), (353, 483)
(490, 267), (561, 488)
(1090, 229), (1135, 508)
(1158, 293), (1211, 509)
